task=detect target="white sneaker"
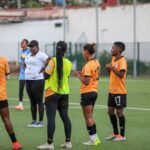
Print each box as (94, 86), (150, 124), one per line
(37, 143), (54, 150)
(113, 135), (126, 141)
(105, 134), (118, 140)
(83, 139), (98, 146)
(27, 122), (37, 128)
(60, 141), (72, 149)
(35, 122), (44, 128)
(15, 105), (24, 110)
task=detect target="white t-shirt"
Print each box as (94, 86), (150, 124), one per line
(25, 51), (48, 80)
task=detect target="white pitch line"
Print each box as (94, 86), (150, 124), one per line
(9, 98), (29, 101)
(9, 106), (30, 108)
(9, 105), (150, 111)
(9, 106), (103, 109)
(9, 98), (150, 111)
(9, 105), (82, 109)
(126, 107), (150, 111)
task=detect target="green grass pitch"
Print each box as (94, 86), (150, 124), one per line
(0, 77), (150, 150)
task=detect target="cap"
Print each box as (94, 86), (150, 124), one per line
(28, 40), (39, 47)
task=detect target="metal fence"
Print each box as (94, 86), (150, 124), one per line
(0, 42), (150, 76)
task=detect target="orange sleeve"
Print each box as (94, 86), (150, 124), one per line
(5, 58), (10, 75)
(119, 58), (127, 72)
(45, 59), (55, 75)
(82, 64), (91, 77)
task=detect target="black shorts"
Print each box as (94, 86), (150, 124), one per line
(108, 93), (127, 109)
(0, 100), (8, 110)
(81, 92), (98, 106)
(45, 94), (69, 110)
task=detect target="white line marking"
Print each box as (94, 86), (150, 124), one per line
(9, 98), (28, 101)
(9, 106), (82, 109)
(8, 98), (150, 111)
(126, 107), (150, 111)
(9, 105), (150, 111)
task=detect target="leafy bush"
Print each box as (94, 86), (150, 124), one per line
(127, 59), (150, 76)
(67, 49), (85, 71)
(98, 50), (150, 76)
(71, 50), (150, 76)
(99, 50), (111, 76)
(120, 0), (150, 4)
(25, 0), (41, 8)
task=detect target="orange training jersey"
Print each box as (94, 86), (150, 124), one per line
(109, 56), (127, 94)
(0, 57), (10, 101)
(80, 59), (100, 94)
(45, 59), (55, 97)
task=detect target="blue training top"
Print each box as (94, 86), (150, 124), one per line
(19, 48), (30, 80)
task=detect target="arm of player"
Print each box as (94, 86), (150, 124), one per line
(44, 72), (50, 80)
(5, 59), (10, 80)
(74, 71), (90, 85)
(44, 59), (54, 79)
(6, 74), (10, 80)
(70, 70), (78, 76)
(39, 57), (50, 73)
(106, 63), (125, 78)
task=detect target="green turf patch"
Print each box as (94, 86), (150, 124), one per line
(0, 77), (150, 150)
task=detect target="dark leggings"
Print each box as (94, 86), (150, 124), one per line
(19, 80), (26, 102)
(45, 94), (71, 142)
(26, 80), (44, 122)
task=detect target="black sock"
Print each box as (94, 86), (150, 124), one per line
(47, 139), (53, 144)
(87, 125), (95, 136)
(93, 124), (97, 134)
(119, 116), (125, 136)
(9, 133), (17, 143)
(109, 114), (119, 135)
(66, 138), (71, 142)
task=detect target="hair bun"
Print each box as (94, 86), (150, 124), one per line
(91, 43), (96, 47)
(91, 43), (96, 48)
(83, 43), (96, 55)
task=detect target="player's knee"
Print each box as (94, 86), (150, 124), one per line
(38, 104), (44, 111)
(116, 110), (124, 117)
(108, 109), (114, 115)
(61, 115), (69, 123)
(31, 104), (37, 109)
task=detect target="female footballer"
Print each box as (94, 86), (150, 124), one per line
(74, 43), (101, 146)
(105, 42), (127, 141)
(37, 41), (72, 150)
(0, 56), (22, 150)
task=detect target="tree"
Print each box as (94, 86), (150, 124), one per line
(25, 0), (41, 8)
(120, 0), (150, 4)
(0, 0), (16, 8)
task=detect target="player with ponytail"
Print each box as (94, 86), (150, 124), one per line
(38, 41), (72, 150)
(74, 43), (101, 146)
(56, 44), (65, 89)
